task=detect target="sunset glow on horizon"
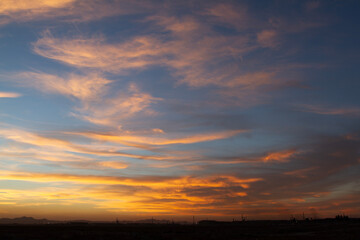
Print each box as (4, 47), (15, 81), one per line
(0, 0), (359, 221)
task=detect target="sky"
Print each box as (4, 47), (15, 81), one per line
(0, 0), (359, 221)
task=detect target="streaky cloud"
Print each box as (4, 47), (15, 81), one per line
(0, 92), (21, 98)
(68, 129), (247, 149)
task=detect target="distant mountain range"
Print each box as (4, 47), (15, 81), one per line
(0, 216), (57, 224)
(0, 216), (189, 225)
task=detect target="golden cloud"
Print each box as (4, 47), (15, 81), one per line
(71, 129), (246, 146)
(0, 92), (22, 98)
(98, 161), (128, 169)
(262, 149), (297, 163)
(0, 170), (262, 188)
(0, 127), (169, 161)
(0, 0), (75, 15)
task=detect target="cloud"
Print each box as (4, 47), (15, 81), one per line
(0, 169), (262, 215)
(0, 170), (262, 187)
(1, 129), (359, 217)
(0, 0), (151, 25)
(0, 92), (21, 98)
(205, 3), (249, 31)
(29, 27), (281, 113)
(297, 104), (360, 116)
(30, 13), (306, 110)
(0, 146), (135, 171)
(2, 1), (356, 219)
(0, 0), (75, 15)
(0, 127), (172, 161)
(262, 149), (297, 163)
(74, 129), (246, 147)
(242, 133), (360, 214)
(15, 72), (160, 126)
(0, 0), (74, 25)
(98, 161), (128, 169)
(257, 30), (279, 48)
(17, 72), (110, 101)
(32, 32), (169, 74)
(27, 5), (322, 114)
(31, 25), (254, 87)
(0, 146), (94, 163)
(74, 83), (161, 126)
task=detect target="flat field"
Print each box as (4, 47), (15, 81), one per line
(0, 220), (359, 240)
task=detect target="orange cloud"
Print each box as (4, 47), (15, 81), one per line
(0, 0), (150, 26)
(0, 92), (21, 98)
(0, 146), (94, 163)
(98, 161), (128, 169)
(0, 171), (261, 216)
(0, 0), (75, 15)
(0, 170), (262, 187)
(262, 149), (297, 163)
(71, 129), (246, 146)
(33, 32), (169, 73)
(0, 169), (261, 187)
(0, 127), (170, 161)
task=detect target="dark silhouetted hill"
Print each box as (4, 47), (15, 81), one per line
(0, 216), (55, 224)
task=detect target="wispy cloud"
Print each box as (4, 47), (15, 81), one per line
(98, 161), (128, 169)
(32, 32), (168, 74)
(0, 127), (171, 161)
(30, 11), (310, 111)
(262, 149), (297, 163)
(0, 0), (75, 25)
(0, 92), (21, 98)
(204, 3), (249, 31)
(0, 0), (75, 15)
(0, 170), (262, 187)
(17, 71), (110, 101)
(74, 83), (160, 126)
(15, 72), (160, 126)
(257, 30), (279, 48)
(297, 104), (360, 116)
(0, 0), (151, 25)
(73, 129), (246, 147)
(31, 23), (257, 88)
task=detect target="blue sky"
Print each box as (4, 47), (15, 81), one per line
(0, 0), (359, 220)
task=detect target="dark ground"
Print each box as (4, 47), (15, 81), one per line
(0, 220), (359, 240)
